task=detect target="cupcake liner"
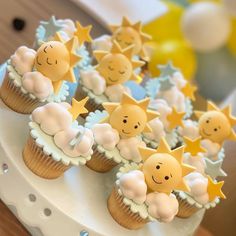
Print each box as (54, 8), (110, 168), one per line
(86, 147), (118, 173)
(107, 187), (148, 230)
(75, 86), (103, 116)
(1, 73), (43, 114)
(23, 136), (71, 179)
(175, 192), (201, 218)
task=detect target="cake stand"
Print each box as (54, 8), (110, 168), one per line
(0, 63), (204, 235)
(0, 99), (205, 236)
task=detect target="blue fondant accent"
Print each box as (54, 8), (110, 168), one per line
(124, 81), (146, 100)
(85, 110), (108, 129)
(80, 230), (89, 236)
(0, 62), (7, 84)
(145, 78), (160, 99)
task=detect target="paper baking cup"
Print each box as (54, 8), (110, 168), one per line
(86, 147), (118, 173)
(175, 192), (201, 218)
(108, 187), (148, 230)
(75, 86), (103, 116)
(23, 136), (70, 179)
(0, 74), (42, 114)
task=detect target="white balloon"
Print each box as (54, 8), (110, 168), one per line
(181, 2), (231, 52)
(223, 0), (236, 17)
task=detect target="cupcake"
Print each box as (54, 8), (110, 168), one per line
(173, 122), (228, 218)
(84, 93), (159, 172)
(1, 33), (80, 114)
(175, 172), (226, 218)
(143, 62), (197, 148)
(179, 101), (236, 160)
(34, 16), (92, 70)
(76, 41), (144, 113)
(92, 16), (151, 61)
(107, 138), (195, 229)
(23, 97), (94, 179)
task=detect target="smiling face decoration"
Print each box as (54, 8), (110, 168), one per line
(94, 41), (144, 86)
(139, 139), (195, 195)
(195, 102), (236, 144)
(35, 33), (81, 93)
(110, 17), (151, 60)
(102, 93), (159, 138)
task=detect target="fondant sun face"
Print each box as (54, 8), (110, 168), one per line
(142, 154), (182, 194)
(35, 41), (70, 81)
(199, 111), (231, 143)
(109, 104), (147, 138)
(97, 53), (132, 85)
(112, 27), (142, 55)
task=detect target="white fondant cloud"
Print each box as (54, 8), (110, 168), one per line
(184, 153), (206, 174)
(201, 139), (221, 159)
(178, 119), (200, 140)
(143, 118), (166, 142)
(185, 172), (209, 205)
(105, 84), (131, 102)
(57, 19), (76, 38)
(92, 123), (120, 150)
(80, 70), (106, 95)
(146, 192), (179, 223)
(156, 86), (186, 113)
(149, 99), (172, 129)
(92, 35), (112, 51)
(11, 46), (36, 75)
(119, 170), (147, 204)
(117, 137), (146, 163)
(54, 126), (94, 157)
(171, 71), (187, 89)
(22, 71), (53, 100)
(32, 102), (72, 135)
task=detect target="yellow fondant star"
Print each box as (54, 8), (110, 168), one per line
(68, 97), (89, 120)
(181, 82), (197, 101)
(166, 107), (185, 130)
(183, 136), (206, 156)
(74, 21), (92, 46)
(207, 176), (226, 202)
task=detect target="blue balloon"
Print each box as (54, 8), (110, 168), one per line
(195, 46), (236, 102)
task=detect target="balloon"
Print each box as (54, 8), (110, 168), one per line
(227, 19), (236, 55)
(223, 0), (236, 17)
(147, 40), (196, 80)
(195, 46), (236, 101)
(143, 1), (185, 42)
(181, 2), (231, 52)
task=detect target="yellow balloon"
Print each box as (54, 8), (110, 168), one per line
(147, 40), (197, 80)
(227, 19), (236, 55)
(143, 1), (184, 42)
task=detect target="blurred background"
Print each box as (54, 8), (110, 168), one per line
(0, 0), (236, 235)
